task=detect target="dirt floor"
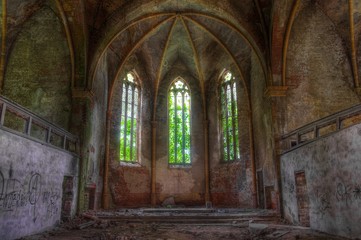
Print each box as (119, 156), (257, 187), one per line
(20, 209), (349, 240)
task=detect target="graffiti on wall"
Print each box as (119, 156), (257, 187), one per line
(284, 170), (361, 219)
(313, 188), (331, 217)
(336, 181), (353, 206)
(282, 175), (295, 194)
(0, 169), (61, 222)
(353, 184), (361, 200)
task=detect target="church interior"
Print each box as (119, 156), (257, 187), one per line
(1, 0), (361, 239)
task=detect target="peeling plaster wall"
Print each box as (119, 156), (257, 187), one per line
(72, 49), (108, 212)
(155, 64), (205, 205)
(281, 123), (361, 239)
(3, 7), (72, 130)
(85, 51), (108, 209)
(284, 4), (360, 134)
(0, 130), (78, 240)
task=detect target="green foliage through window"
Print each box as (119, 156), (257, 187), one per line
(220, 71), (240, 162)
(169, 79), (191, 165)
(120, 73), (139, 162)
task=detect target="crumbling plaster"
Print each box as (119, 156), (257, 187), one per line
(281, 123), (361, 239)
(0, 129), (79, 240)
(3, 6), (72, 130)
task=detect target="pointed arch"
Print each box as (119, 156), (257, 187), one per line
(119, 71), (141, 162)
(219, 70), (240, 162)
(168, 77), (191, 165)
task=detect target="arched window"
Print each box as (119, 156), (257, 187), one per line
(219, 71), (240, 162)
(119, 72), (140, 162)
(168, 78), (191, 165)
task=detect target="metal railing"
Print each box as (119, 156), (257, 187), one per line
(0, 95), (78, 155)
(280, 104), (361, 154)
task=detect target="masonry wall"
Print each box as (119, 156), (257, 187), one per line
(0, 130), (78, 240)
(283, 3), (360, 135)
(81, 50), (109, 210)
(251, 51), (278, 209)
(3, 5), (72, 130)
(281, 123), (361, 239)
(208, 68), (254, 208)
(108, 59), (152, 207)
(155, 66), (205, 206)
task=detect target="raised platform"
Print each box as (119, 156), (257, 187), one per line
(91, 208), (280, 225)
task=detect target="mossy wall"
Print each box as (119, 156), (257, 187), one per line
(3, 6), (71, 130)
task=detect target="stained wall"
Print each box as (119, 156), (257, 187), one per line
(3, 6), (72, 130)
(208, 68), (254, 208)
(108, 56), (152, 207)
(281, 123), (361, 239)
(283, 3), (360, 135)
(155, 63), (205, 205)
(0, 130), (78, 240)
(251, 51), (278, 209)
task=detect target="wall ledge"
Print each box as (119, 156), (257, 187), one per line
(264, 86), (289, 97)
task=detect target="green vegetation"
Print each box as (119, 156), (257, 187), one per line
(119, 112), (137, 162)
(119, 73), (138, 162)
(169, 80), (191, 165)
(220, 72), (240, 161)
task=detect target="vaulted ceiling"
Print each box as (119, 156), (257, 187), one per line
(2, 0), (361, 91)
(86, 0), (269, 97)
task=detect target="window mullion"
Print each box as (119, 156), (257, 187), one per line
(224, 84), (231, 162)
(233, 83), (240, 159)
(129, 85), (135, 161)
(123, 83), (129, 160)
(174, 90), (178, 163)
(230, 81), (237, 160)
(120, 83), (125, 160)
(182, 91), (185, 164)
(169, 80), (191, 165)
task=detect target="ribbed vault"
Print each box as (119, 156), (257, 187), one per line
(94, 13), (266, 111)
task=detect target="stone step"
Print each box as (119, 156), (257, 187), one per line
(95, 214), (281, 224)
(141, 208), (216, 214)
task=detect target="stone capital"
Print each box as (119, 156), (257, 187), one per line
(72, 88), (94, 102)
(264, 86), (289, 98)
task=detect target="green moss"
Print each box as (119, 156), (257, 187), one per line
(3, 7), (71, 130)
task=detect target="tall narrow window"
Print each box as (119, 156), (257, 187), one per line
(169, 79), (191, 165)
(119, 72), (139, 162)
(220, 71), (240, 162)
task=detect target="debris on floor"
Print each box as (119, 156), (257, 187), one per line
(21, 208), (348, 240)
(265, 230), (289, 239)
